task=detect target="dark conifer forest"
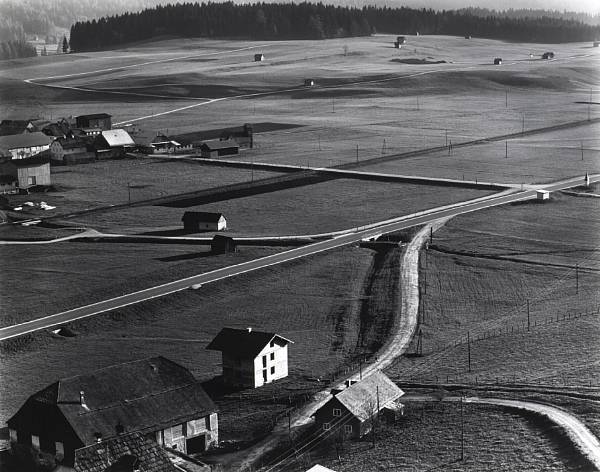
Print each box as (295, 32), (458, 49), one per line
(0, 39), (37, 60)
(68, 2), (600, 52)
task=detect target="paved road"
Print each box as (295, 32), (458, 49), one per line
(0, 176), (595, 341)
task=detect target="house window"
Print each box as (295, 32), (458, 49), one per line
(333, 408), (341, 417)
(270, 341), (275, 348)
(322, 423), (331, 431)
(262, 355), (267, 368)
(270, 366), (275, 375)
(262, 369), (268, 383)
(270, 352), (275, 361)
(28, 176), (37, 186)
(344, 425), (353, 434)
(31, 435), (40, 450)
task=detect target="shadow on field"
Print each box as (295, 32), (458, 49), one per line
(156, 251), (213, 262)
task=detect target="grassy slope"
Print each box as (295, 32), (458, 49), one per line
(276, 402), (588, 472)
(0, 246), (373, 428)
(68, 180), (492, 235)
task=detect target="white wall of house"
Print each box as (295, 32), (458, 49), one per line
(252, 343), (289, 388)
(9, 144), (50, 160)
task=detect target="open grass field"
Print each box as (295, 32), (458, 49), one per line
(0, 245), (374, 429)
(385, 193), (600, 386)
(0, 35), (598, 185)
(67, 179), (492, 235)
(275, 402), (589, 471)
(0, 242), (280, 327)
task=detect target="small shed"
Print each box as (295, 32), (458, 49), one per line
(14, 155), (51, 189)
(393, 41), (401, 49)
(304, 79), (315, 87)
(182, 211), (227, 232)
(199, 139), (239, 158)
(594, 41), (599, 47)
(207, 328), (294, 388)
(493, 58), (502, 65)
(254, 53), (265, 62)
(211, 235), (237, 254)
(396, 36), (406, 44)
(75, 113), (112, 131)
(542, 52), (555, 59)
(536, 190), (550, 201)
(464, 35), (472, 39)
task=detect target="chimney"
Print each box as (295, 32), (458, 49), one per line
(247, 327), (252, 333)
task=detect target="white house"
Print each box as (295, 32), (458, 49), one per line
(207, 328), (293, 388)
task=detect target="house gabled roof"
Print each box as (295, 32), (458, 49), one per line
(15, 356), (216, 446)
(0, 132), (53, 150)
(76, 113), (112, 120)
(199, 139), (239, 151)
(182, 211), (225, 223)
(101, 129), (135, 148)
(207, 328), (293, 358)
(328, 371), (404, 422)
(74, 432), (176, 472)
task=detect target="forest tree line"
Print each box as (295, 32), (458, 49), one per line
(0, 39), (37, 60)
(69, 2), (600, 51)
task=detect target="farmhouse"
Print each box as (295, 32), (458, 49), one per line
(50, 138), (94, 164)
(6, 356), (219, 468)
(493, 58), (502, 65)
(182, 211), (227, 232)
(254, 53), (265, 61)
(0, 132), (53, 160)
(75, 113), (112, 130)
(206, 328), (293, 388)
(94, 129), (136, 159)
(134, 132), (181, 154)
(199, 139), (239, 158)
(313, 371), (404, 439)
(542, 52), (555, 59)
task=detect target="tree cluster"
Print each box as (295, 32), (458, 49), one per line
(68, 2), (600, 52)
(0, 39), (37, 60)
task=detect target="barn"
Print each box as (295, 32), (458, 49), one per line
(207, 328), (293, 388)
(254, 53), (265, 61)
(199, 139), (239, 158)
(313, 371), (404, 439)
(182, 211), (227, 232)
(493, 58), (502, 65)
(6, 356), (219, 468)
(94, 129), (136, 159)
(75, 113), (112, 131)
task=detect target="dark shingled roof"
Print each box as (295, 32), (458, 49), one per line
(199, 139), (239, 151)
(181, 212), (224, 223)
(76, 113), (112, 120)
(333, 371), (404, 422)
(74, 432), (176, 472)
(206, 328), (293, 358)
(0, 132), (53, 150)
(29, 356), (216, 445)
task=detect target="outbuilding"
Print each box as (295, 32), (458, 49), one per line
(211, 235), (237, 254)
(393, 41), (401, 49)
(594, 41), (599, 47)
(207, 328), (294, 388)
(75, 113), (112, 131)
(6, 356), (219, 468)
(536, 190), (550, 201)
(254, 53), (265, 61)
(313, 371), (404, 439)
(396, 36), (406, 44)
(493, 58), (502, 65)
(199, 139), (239, 158)
(304, 79), (315, 87)
(182, 211), (227, 232)
(94, 129), (136, 159)
(542, 52), (555, 59)
(50, 138), (94, 164)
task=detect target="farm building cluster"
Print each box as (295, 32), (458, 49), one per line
(0, 113), (254, 195)
(5, 326), (404, 471)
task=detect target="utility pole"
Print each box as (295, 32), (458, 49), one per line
(581, 141), (584, 161)
(589, 88), (592, 121)
(445, 129), (448, 147)
(127, 182), (131, 204)
(460, 396), (465, 461)
(430, 226), (433, 242)
(356, 144), (359, 162)
(522, 113), (525, 134)
(505, 89), (508, 108)
(505, 140), (508, 158)
(359, 356), (363, 380)
(467, 331), (471, 372)
(527, 299), (530, 331)
(382, 139), (386, 155)
(576, 264), (579, 294)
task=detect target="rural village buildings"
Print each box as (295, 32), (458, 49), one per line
(0, 132), (53, 160)
(199, 139), (239, 158)
(182, 211), (227, 232)
(7, 356), (219, 468)
(94, 129), (136, 159)
(207, 328), (293, 388)
(313, 371), (404, 438)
